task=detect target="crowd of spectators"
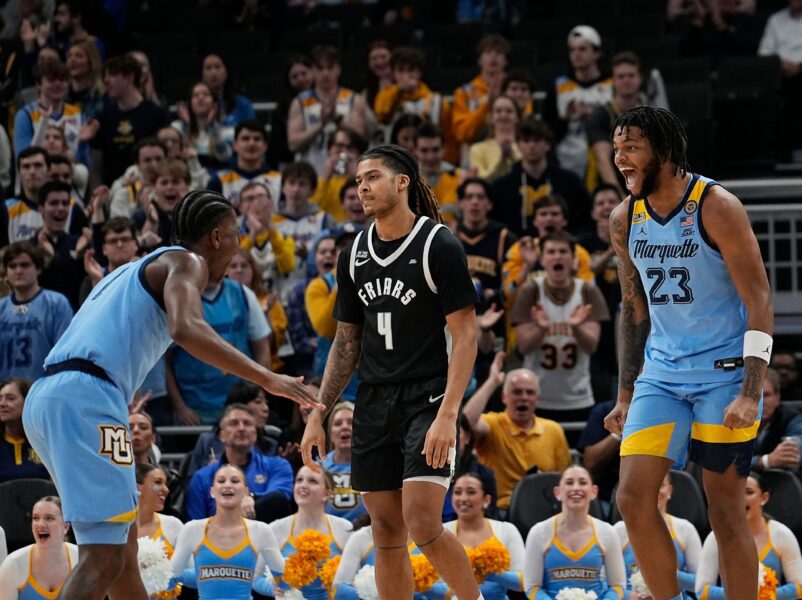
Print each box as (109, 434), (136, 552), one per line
(0, 0), (801, 596)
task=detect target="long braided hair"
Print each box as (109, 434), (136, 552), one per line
(613, 106), (690, 176)
(171, 190), (235, 245)
(357, 144), (443, 223)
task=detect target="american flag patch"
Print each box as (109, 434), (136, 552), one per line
(681, 216), (694, 227)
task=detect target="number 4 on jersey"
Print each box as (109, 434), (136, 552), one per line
(377, 312), (394, 350)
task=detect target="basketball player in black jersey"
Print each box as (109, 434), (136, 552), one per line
(301, 145), (483, 600)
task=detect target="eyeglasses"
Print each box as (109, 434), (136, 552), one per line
(104, 236), (135, 245)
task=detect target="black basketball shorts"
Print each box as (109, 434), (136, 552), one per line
(350, 376), (459, 492)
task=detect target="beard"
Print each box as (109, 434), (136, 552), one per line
(638, 154), (662, 198)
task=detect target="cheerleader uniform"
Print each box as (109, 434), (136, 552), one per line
(614, 516), (701, 598)
(524, 515), (626, 599)
(444, 519), (525, 600)
(696, 519), (802, 600)
(332, 526), (449, 600)
(271, 513), (352, 600)
(147, 513), (184, 599)
(170, 517), (284, 599)
(0, 543), (79, 599)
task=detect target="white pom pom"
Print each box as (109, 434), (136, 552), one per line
(629, 570), (651, 598)
(353, 565), (380, 600)
(555, 589), (598, 600)
(759, 562), (766, 588)
(282, 587), (306, 600)
(137, 536), (173, 595)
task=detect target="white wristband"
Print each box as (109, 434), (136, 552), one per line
(762, 454), (770, 470)
(743, 330), (773, 361)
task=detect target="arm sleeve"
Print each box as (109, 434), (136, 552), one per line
(170, 520), (205, 578)
(428, 227), (478, 315)
(13, 109), (33, 157)
(243, 285), (271, 340)
(268, 229), (296, 275)
(0, 549), (25, 598)
(333, 529), (370, 585)
(485, 522), (526, 591)
(333, 244), (365, 324)
(305, 276), (339, 338)
(162, 515), (185, 550)
(757, 17), (778, 56)
(451, 87), (490, 144)
(694, 532), (721, 597)
(678, 518), (702, 575)
(264, 457), (294, 500)
(523, 521), (551, 598)
(184, 472), (211, 520)
(773, 521), (802, 587)
(597, 521), (626, 598)
(51, 294), (74, 344)
(251, 521), (285, 577)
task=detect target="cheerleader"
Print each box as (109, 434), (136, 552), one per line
(614, 471), (701, 597)
(445, 471), (525, 599)
(136, 464), (183, 557)
(270, 466), (352, 599)
(695, 472), (802, 599)
(0, 496), (79, 599)
(170, 464), (285, 599)
(524, 466), (626, 599)
(332, 517), (449, 600)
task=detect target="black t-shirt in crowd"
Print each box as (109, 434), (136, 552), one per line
(334, 216), (477, 384)
(92, 99), (171, 184)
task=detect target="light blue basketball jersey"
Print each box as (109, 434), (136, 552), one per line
(44, 246), (184, 401)
(0, 289), (73, 380)
(170, 279), (252, 422)
(628, 174), (747, 383)
(194, 525), (258, 600)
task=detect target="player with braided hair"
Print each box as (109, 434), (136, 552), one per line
(22, 190), (321, 600)
(302, 144), (485, 600)
(604, 106), (772, 599)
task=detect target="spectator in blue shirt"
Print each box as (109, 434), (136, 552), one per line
(201, 53), (255, 128)
(0, 241), (73, 381)
(184, 404), (293, 523)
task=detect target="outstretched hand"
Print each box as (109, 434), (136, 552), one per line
(300, 415), (325, 473)
(264, 373), (325, 412)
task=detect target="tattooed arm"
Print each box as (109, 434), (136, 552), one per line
(703, 187), (773, 428)
(300, 320), (362, 470)
(604, 200), (651, 435)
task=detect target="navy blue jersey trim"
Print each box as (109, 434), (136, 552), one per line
(642, 173), (699, 226)
(137, 248), (187, 311)
(626, 195), (635, 244)
(10, 288), (43, 305)
(697, 181), (721, 253)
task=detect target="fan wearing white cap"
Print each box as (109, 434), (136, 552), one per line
(541, 24), (613, 187)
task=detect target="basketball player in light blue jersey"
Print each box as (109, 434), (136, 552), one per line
(22, 190), (322, 600)
(603, 107), (773, 600)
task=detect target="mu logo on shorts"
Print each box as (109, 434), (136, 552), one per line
(98, 425), (134, 465)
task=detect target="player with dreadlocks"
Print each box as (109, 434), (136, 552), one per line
(301, 144), (484, 600)
(604, 106), (772, 599)
(22, 190), (321, 600)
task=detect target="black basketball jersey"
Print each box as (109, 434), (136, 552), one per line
(334, 216), (477, 384)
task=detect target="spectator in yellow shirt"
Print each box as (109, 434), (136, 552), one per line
(414, 123), (463, 224)
(308, 126), (368, 223)
(462, 354), (571, 511)
(452, 34), (510, 145)
(502, 195), (593, 310)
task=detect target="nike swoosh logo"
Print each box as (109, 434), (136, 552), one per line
(355, 258), (370, 266)
(428, 393), (444, 404)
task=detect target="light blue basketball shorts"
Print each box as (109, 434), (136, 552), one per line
(22, 370), (137, 544)
(621, 377), (761, 477)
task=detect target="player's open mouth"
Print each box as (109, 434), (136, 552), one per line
(620, 168), (637, 189)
